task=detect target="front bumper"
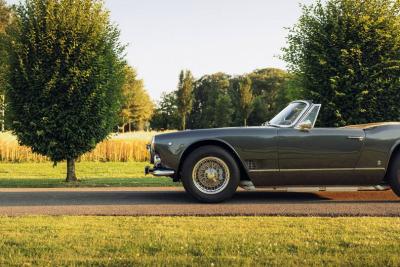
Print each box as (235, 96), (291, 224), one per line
(145, 166), (175, 177)
(146, 138), (176, 177)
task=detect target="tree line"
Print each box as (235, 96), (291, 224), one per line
(152, 68), (300, 130)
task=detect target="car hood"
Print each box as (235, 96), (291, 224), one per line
(155, 126), (277, 140)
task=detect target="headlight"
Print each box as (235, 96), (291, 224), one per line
(154, 154), (161, 167)
(148, 137), (155, 153)
(151, 136), (155, 151)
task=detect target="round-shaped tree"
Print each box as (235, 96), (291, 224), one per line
(7, 0), (125, 181)
(283, 0), (400, 127)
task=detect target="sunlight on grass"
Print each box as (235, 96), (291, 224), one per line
(0, 216), (399, 266)
(0, 162), (175, 187)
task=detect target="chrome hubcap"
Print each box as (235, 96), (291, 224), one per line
(192, 157), (230, 194)
(205, 168), (218, 181)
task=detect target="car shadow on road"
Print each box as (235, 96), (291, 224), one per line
(0, 189), (398, 206)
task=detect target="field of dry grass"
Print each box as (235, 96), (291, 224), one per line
(0, 131), (173, 163)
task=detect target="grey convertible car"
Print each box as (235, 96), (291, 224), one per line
(145, 100), (400, 203)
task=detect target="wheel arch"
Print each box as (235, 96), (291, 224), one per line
(385, 141), (400, 181)
(177, 139), (250, 182)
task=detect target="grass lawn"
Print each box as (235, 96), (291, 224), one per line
(0, 162), (176, 188)
(0, 216), (399, 266)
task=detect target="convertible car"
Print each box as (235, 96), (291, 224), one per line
(145, 100), (400, 203)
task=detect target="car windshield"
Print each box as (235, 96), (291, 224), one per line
(268, 102), (308, 127)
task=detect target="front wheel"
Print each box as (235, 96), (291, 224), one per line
(389, 153), (400, 197)
(181, 146), (240, 203)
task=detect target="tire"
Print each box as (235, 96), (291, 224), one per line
(181, 145), (240, 203)
(389, 153), (400, 197)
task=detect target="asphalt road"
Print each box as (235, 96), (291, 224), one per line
(0, 187), (399, 217)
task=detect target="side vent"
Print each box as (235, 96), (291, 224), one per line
(246, 160), (257, 170)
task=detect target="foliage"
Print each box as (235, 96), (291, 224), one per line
(246, 68), (294, 125)
(276, 74), (305, 108)
(151, 92), (180, 130)
(176, 70), (194, 130)
(249, 96), (269, 125)
(1, 217), (400, 266)
(0, 0), (11, 130)
(120, 66), (154, 131)
(0, 0), (10, 33)
(6, 0), (125, 181)
(215, 93), (234, 127)
(238, 76), (253, 126)
(157, 68), (298, 130)
(190, 72), (231, 129)
(283, 0), (400, 127)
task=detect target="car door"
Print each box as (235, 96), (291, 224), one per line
(277, 127), (366, 186)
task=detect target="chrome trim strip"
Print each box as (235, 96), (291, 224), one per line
(281, 168), (354, 172)
(253, 186), (391, 192)
(347, 136), (365, 141)
(249, 169), (280, 173)
(354, 168), (386, 171)
(249, 167), (385, 173)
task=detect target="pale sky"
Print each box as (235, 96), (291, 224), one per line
(7, 0), (315, 100)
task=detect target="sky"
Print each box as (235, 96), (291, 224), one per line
(6, 0), (315, 101)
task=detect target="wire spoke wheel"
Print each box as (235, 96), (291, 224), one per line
(192, 156), (230, 194)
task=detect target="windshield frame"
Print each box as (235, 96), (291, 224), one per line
(268, 100), (311, 128)
(296, 104), (321, 128)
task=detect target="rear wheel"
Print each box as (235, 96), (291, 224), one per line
(389, 153), (400, 197)
(181, 146), (240, 203)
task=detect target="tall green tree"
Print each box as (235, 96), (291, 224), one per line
(120, 66), (154, 131)
(283, 0), (400, 126)
(0, 0), (10, 32)
(215, 93), (234, 127)
(151, 91), (180, 130)
(7, 0), (125, 181)
(0, 0), (11, 131)
(229, 68), (298, 126)
(275, 73), (305, 110)
(190, 73), (231, 129)
(177, 70), (194, 130)
(247, 68), (294, 124)
(238, 76), (253, 126)
(249, 96), (269, 125)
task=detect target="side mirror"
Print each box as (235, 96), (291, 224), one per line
(296, 120), (312, 131)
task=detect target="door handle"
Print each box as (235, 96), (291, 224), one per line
(347, 136), (365, 141)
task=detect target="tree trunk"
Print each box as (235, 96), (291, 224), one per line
(137, 121), (145, 131)
(66, 158), (78, 182)
(244, 118), (247, 127)
(1, 94), (5, 132)
(182, 114), (186, 130)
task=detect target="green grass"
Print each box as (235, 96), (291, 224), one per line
(0, 162), (176, 188)
(0, 216), (399, 266)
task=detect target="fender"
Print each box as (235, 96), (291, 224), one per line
(177, 138), (251, 181)
(386, 140), (400, 171)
